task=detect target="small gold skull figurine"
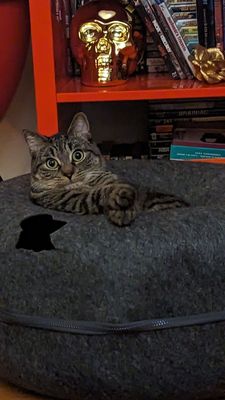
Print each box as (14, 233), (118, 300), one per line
(70, 0), (143, 87)
(189, 45), (225, 84)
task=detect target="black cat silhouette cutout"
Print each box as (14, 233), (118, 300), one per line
(16, 214), (66, 252)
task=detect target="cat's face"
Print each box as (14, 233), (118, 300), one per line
(24, 112), (104, 186)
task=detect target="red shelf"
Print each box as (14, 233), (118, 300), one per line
(28, 0), (225, 134)
(57, 74), (225, 103)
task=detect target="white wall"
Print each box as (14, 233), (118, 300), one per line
(0, 48), (35, 180)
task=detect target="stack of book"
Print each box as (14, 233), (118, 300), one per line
(148, 99), (225, 160)
(134, 0), (225, 80)
(133, 0), (197, 79)
(52, 0), (225, 80)
(148, 122), (173, 159)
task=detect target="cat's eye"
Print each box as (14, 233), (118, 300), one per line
(72, 150), (85, 163)
(46, 158), (59, 170)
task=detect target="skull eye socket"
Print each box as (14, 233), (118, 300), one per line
(79, 22), (102, 43)
(108, 23), (130, 43)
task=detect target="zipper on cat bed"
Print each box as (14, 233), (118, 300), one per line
(0, 307), (225, 335)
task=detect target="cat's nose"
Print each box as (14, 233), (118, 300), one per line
(62, 165), (74, 179)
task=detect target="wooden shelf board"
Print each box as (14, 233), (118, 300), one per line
(56, 74), (225, 103)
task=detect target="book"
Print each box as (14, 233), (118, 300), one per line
(125, 3), (148, 74)
(150, 140), (172, 147)
(149, 145), (171, 156)
(172, 12), (197, 23)
(151, 0), (195, 76)
(150, 124), (173, 132)
(223, 0), (225, 50)
(55, 0), (63, 22)
(149, 132), (173, 141)
(173, 127), (225, 143)
(134, 0), (184, 78)
(148, 116), (225, 127)
(176, 18), (197, 29)
(214, 0), (224, 50)
(149, 0), (193, 78)
(148, 107), (225, 119)
(69, 0), (76, 16)
(61, 0), (74, 76)
(196, 0), (216, 47)
(168, 4), (197, 14)
(170, 126), (225, 161)
(170, 144), (225, 161)
(147, 99), (225, 110)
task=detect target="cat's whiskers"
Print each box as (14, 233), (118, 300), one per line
(25, 112), (188, 226)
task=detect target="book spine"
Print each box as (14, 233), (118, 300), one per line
(214, 0), (224, 50)
(61, 0), (74, 76)
(153, 0), (194, 76)
(149, 0), (193, 79)
(170, 144), (225, 160)
(148, 107), (225, 118)
(55, 0), (63, 22)
(223, 0), (225, 50)
(69, 0), (76, 17)
(135, 0), (179, 78)
(76, 0), (84, 9)
(206, 0), (216, 47)
(173, 140), (225, 149)
(139, 0), (186, 78)
(168, 4), (196, 13)
(196, 0), (207, 47)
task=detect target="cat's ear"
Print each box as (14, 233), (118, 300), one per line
(67, 112), (91, 141)
(23, 129), (47, 153)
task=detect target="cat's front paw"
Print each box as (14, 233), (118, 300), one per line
(106, 208), (137, 227)
(108, 184), (136, 210)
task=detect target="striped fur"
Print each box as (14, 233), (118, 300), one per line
(24, 112), (188, 226)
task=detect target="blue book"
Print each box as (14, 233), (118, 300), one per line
(170, 144), (225, 160)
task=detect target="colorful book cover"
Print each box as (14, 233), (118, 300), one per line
(170, 144), (225, 160)
(135, 0), (183, 78)
(149, 0), (192, 78)
(152, 0), (195, 76)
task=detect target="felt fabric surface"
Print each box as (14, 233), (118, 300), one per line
(1, 160), (225, 399)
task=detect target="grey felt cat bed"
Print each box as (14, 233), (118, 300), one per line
(1, 160), (225, 400)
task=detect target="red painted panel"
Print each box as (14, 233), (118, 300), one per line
(0, 0), (30, 119)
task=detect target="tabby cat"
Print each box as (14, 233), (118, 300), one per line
(24, 112), (188, 226)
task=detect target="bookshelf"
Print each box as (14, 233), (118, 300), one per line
(29, 0), (225, 136)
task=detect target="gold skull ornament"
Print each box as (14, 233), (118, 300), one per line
(70, 0), (143, 86)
